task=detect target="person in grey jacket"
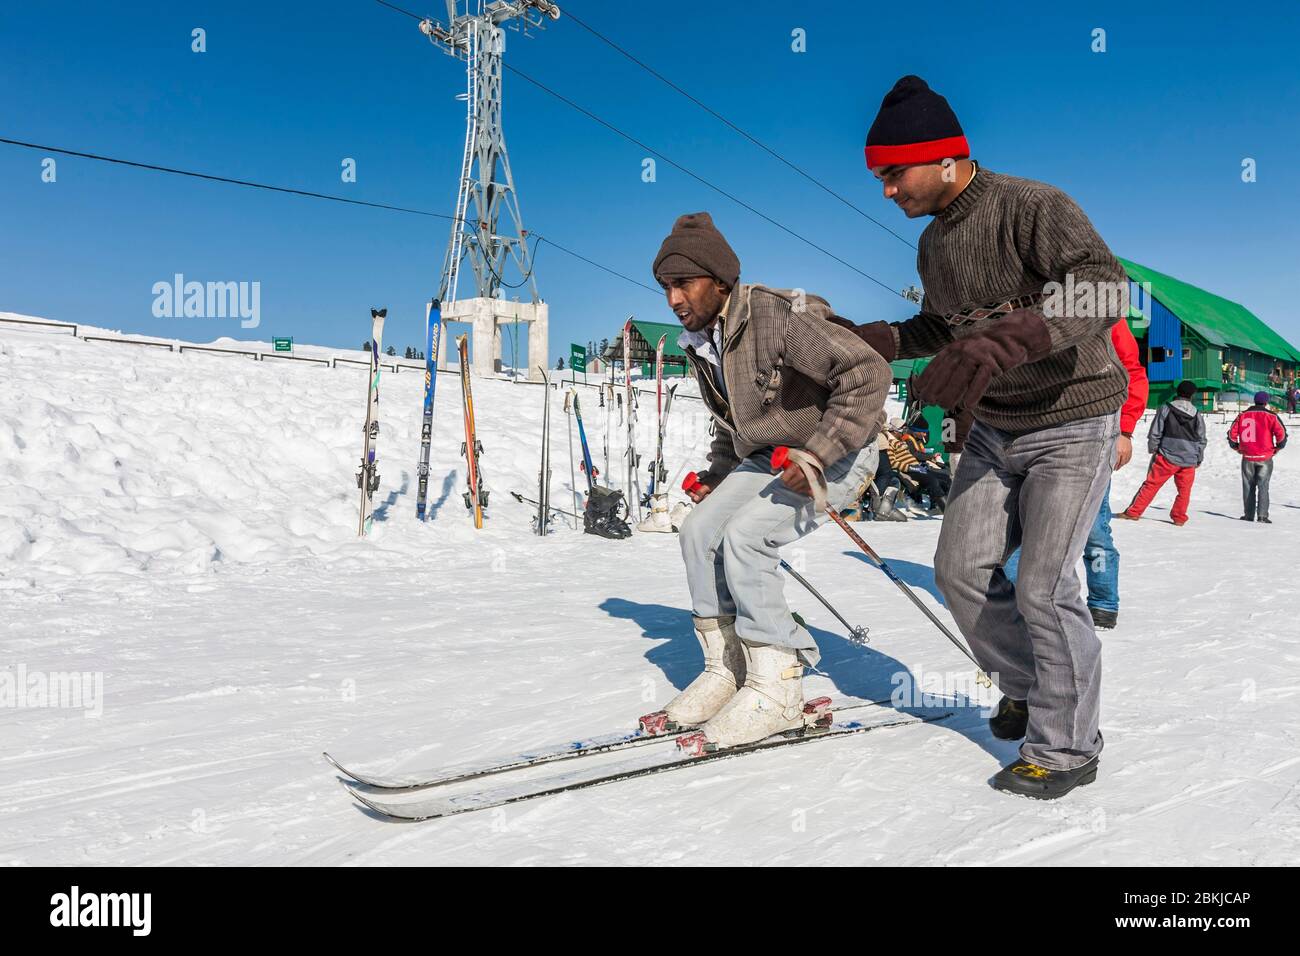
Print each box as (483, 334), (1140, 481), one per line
(637, 212), (891, 754)
(1120, 380), (1207, 525)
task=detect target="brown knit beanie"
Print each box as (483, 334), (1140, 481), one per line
(652, 212), (740, 289)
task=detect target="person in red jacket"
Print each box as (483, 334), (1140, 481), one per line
(1229, 391), (1288, 523)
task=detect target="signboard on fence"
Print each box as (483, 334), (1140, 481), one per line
(273, 337), (293, 353)
(569, 343), (586, 372)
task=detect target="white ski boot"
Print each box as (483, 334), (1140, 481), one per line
(639, 616), (744, 735)
(676, 641), (812, 754)
(637, 493), (674, 533)
(668, 500), (692, 531)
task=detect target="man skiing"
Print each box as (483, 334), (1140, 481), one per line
(640, 211), (891, 751)
(842, 76), (1129, 799)
(1228, 391), (1287, 523)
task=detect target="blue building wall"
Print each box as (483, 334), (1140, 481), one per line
(1146, 295), (1184, 382)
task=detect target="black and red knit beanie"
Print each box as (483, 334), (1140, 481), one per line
(864, 75), (969, 169)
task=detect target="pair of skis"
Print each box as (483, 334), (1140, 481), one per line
(458, 335), (487, 527)
(645, 334), (677, 508)
(412, 303), (487, 528)
(622, 318), (643, 521)
(356, 308), (386, 536)
(327, 695), (952, 822)
(535, 366), (553, 535)
(414, 300), (441, 522)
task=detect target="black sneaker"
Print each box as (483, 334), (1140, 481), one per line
(1089, 607), (1118, 629)
(989, 697), (1028, 740)
(1258, 517), (1272, 524)
(991, 757), (1099, 800)
(1240, 515), (1254, 521)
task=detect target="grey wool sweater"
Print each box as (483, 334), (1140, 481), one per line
(893, 166), (1130, 432)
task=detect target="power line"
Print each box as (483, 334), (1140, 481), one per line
(0, 136), (454, 219)
(502, 63), (907, 301)
(0, 135), (659, 295)
(372, 0), (426, 19)
(562, 6), (917, 251)
(370, 0), (909, 302)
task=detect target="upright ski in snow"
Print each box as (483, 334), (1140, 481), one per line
(535, 365), (552, 535)
(458, 335), (486, 528)
(356, 308), (386, 536)
(602, 381), (614, 490)
(623, 318), (643, 520)
(415, 300), (441, 521)
(572, 389), (597, 497)
(644, 333), (667, 506)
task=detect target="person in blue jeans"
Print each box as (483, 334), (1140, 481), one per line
(1006, 485), (1119, 627)
(1004, 321), (1147, 629)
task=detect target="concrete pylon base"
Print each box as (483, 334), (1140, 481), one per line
(438, 298), (549, 383)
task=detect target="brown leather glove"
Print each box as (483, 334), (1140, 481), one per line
(914, 309), (1051, 411)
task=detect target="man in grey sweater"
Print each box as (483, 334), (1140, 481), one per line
(843, 76), (1128, 799)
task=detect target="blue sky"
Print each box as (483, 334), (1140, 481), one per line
(2, 1), (1298, 363)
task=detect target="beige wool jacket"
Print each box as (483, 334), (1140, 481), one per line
(682, 284), (892, 483)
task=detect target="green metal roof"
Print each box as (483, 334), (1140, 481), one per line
(1120, 258), (1300, 362)
(630, 319), (687, 358)
(604, 319), (688, 364)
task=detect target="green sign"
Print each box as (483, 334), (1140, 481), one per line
(569, 343), (586, 372)
(273, 337), (293, 353)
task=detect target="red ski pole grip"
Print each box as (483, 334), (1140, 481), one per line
(771, 446), (790, 470)
(682, 472), (701, 493)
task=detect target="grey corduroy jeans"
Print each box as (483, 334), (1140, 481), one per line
(934, 413), (1118, 770)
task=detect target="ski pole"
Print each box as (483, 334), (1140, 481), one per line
(682, 472), (869, 647)
(778, 559), (869, 646)
(770, 447), (992, 687)
(604, 382), (614, 490)
(510, 491), (579, 523)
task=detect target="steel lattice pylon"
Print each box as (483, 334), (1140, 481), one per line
(422, 1), (558, 306)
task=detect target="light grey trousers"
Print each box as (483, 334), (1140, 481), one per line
(679, 445), (877, 668)
(934, 413), (1118, 770)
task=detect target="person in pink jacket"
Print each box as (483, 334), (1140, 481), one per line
(1229, 392), (1288, 523)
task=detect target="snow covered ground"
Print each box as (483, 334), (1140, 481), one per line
(2, 313), (1298, 865)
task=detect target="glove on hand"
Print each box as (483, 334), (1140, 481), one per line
(914, 309), (1051, 411)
